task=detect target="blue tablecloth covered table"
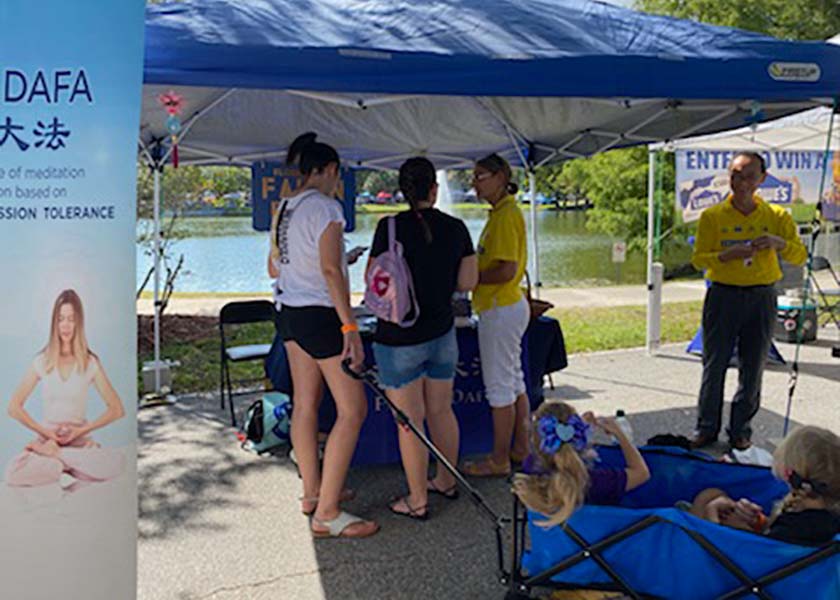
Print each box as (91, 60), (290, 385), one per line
(264, 316), (567, 465)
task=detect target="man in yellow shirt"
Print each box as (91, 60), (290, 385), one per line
(691, 152), (807, 451)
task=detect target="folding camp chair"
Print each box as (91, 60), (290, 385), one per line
(809, 256), (840, 328)
(219, 300), (276, 426)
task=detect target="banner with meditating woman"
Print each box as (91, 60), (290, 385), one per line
(0, 2), (144, 599)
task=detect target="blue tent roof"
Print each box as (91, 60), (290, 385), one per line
(140, 0), (840, 169)
(145, 0), (840, 99)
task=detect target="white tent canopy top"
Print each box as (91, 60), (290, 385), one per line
(654, 106), (840, 152)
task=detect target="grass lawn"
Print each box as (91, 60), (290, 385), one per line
(138, 317), (275, 397)
(547, 300), (702, 354)
(139, 301), (703, 396)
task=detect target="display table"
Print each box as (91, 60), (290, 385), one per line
(264, 316), (567, 465)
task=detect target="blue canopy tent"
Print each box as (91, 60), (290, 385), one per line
(139, 0), (840, 393)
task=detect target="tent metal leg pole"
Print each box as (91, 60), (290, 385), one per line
(645, 149), (660, 355)
(529, 168), (540, 298)
(153, 167), (162, 394)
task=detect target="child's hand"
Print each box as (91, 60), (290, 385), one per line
(732, 498), (762, 523)
(595, 416), (622, 438)
(705, 495), (736, 524)
(581, 411), (597, 426)
(707, 495), (735, 511)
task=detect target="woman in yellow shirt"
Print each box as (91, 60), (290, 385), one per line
(463, 154), (530, 477)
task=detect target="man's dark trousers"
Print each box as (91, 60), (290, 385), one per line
(697, 282), (776, 442)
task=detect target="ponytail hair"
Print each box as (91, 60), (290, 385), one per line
(286, 132), (340, 176)
(476, 153), (519, 195)
(512, 402), (590, 527)
(398, 157), (435, 244)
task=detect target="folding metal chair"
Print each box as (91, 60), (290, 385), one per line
(219, 300), (275, 426)
(809, 256), (840, 328)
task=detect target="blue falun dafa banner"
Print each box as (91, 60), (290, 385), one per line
(0, 2), (145, 599)
(251, 161), (357, 232)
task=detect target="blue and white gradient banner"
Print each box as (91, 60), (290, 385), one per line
(0, 2), (144, 599)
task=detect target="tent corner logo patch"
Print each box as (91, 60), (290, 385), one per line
(768, 62), (821, 82)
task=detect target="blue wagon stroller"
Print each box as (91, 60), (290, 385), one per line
(505, 446), (840, 599)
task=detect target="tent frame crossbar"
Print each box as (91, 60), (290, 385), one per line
(284, 89), (421, 110)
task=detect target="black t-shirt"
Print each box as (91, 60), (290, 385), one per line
(370, 208), (474, 346)
(766, 509), (840, 546)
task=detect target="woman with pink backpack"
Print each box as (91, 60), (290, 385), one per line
(366, 157), (478, 520)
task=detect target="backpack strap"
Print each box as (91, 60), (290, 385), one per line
(388, 215), (398, 254)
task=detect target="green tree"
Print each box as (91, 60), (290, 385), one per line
(204, 166), (250, 199)
(538, 0), (840, 257)
(541, 147), (677, 252)
(136, 163), (203, 219)
(356, 170), (400, 195)
(637, 0), (840, 41)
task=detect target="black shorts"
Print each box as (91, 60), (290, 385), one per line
(276, 305), (343, 359)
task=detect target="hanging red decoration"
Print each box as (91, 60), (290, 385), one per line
(158, 90), (184, 168)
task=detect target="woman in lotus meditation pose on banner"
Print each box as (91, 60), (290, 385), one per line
(4, 289), (125, 488)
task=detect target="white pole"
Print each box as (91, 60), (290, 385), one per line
(645, 149), (660, 355)
(649, 262), (663, 353)
(153, 167), (162, 393)
(528, 168), (540, 299)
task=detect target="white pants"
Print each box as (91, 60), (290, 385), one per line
(478, 297), (529, 408)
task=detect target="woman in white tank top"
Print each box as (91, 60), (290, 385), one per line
(4, 289), (125, 487)
(267, 133), (378, 539)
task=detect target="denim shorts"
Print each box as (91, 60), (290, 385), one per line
(372, 327), (457, 389)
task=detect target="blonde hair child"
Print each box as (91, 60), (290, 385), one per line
(513, 402), (650, 527)
(693, 426), (840, 546)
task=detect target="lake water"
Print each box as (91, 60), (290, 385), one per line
(136, 209), (689, 294)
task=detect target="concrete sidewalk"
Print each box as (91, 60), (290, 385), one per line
(138, 337), (839, 600)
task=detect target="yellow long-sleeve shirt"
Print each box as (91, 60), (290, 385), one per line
(691, 194), (807, 286)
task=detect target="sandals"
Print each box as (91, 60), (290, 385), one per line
(427, 479), (459, 500)
(311, 511), (379, 539)
(299, 487), (356, 516)
(462, 458), (511, 477)
(388, 496), (429, 521)
(510, 450), (529, 465)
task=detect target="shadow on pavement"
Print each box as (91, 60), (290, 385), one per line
(138, 393), (298, 541)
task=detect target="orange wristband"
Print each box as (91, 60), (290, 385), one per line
(341, 323), (359, 334)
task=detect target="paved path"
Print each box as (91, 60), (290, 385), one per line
(135, 271), (838, 316)
(136, 281), (709, 317)
(138, 337), (839, 600)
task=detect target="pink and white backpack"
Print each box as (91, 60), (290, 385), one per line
(364, 216), (420, 327)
